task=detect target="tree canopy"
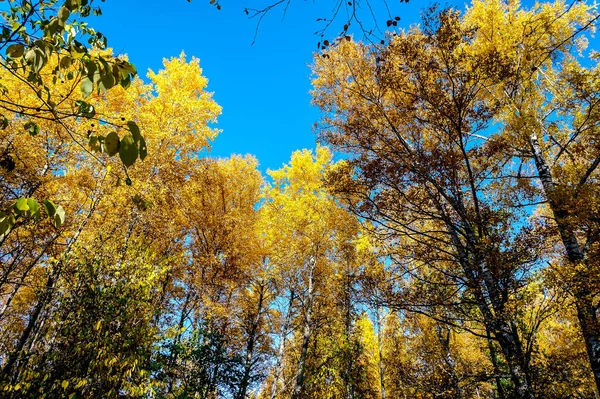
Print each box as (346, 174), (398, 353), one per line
(1, 0), (600, 398)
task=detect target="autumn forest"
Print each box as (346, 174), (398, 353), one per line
(1, 0), (600, 398)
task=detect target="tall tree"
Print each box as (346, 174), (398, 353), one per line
(312, 8), (547, 397)
(0, 53), (224, 396)
(463, 0), (600, 391)
(261, 147), (362, 399)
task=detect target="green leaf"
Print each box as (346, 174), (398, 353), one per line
(75, 100), (95, 118)
(45, 18), (60, 37)
(104, 131), (119, 156)
(89, 135), (102, 153)
(6, 43), (24, 58)
(0, 222), (9, 238)
(139, 136), (147, 161)
(84, 59), (97, 80)
(0, 214), (14, 238)
(119, 135), (137, 167)
(53, 205), (65, 228)
(34, 40), (53, 58)
(27, 198), (40, 219)
(65, 0), (82, 11)
(127, 121), (141, 143)
(97, 56), (110, 74)
(0, 115), (9, 129)
(26, 71), (41, 84)
(120, 75), (131, 89)
(27, 198), (40, 215)
(43, 200), (57, 218)
(98, 72), (115, 91)
(58, 6), (70, 22)
(125, 177), (132, 186)
(59, 55), (72, 70)
(119, 61), (137, 77)
(70, 40), (87, 58)
(14, 197), (29, 213)
(80, 77), (93, 98)
(25, 48), (46, 73)
(24, 121), (40, 136)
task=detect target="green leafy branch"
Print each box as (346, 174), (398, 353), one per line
(0, 197), (65, 240)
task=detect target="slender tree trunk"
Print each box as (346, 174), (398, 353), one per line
(236, 280), (266, 399)
(375, 306), (386, 399)
(292, 259), (316, 399)
(0, 275), (28, 321)
(0, 267), (58, 382)
(530, 133), (600, 393)
(486, 327), (507, 399)
(343, 264), (353, 399)
(435, 322), (462, 398)
(476, 259), (533, 399)
(166, 291), (192, 395)
(0, 232), (62, 320)
(0, 196), (99, 384)
(0, 241), (54, 320)
(494, 319), (533, 399)
(576, 293), (600, 394)
(269, 289), (295, 399)
(448, 225), (534, 399)
(115, 218), (136, 269)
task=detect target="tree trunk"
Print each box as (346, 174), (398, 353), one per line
(448, 225), (534, 399)
(269, 290), (295, 399)
(486, 326), (507, 399)
(435, 322), (462, 399)
(166, 292), (192, 395)
(494, 323), (532, 399)
(292, 259), (316, 399)
(375, 306), (386, 399)
(576, 293), (600, 394)
(236, 280), (266, 399)
(0, 268), (58, 383)
(0, 233), (60, 321)
(530, 133), (600, 393)
(0, 196), (98, 383)
(343, 264), (353, 399)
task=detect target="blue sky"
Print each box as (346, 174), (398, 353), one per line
(90, 0), (439, 172)
(90, 0), (594, 172)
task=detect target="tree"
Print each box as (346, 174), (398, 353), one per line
(0, 0), (143, 240)
(312, 5), (558, 398)
(463, 0), (600, 391)
(150, 153), (264, 398)
(0, 53), (223, 396)
(313, 0), (600, 395)
(260, 146), (362, 399)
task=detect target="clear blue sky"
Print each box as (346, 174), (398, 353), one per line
(89, 0), (441, 172)
(90, 0), (592, 172)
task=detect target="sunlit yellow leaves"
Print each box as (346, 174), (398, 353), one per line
(465, 0), (593, 66)
(263, 146), (359, 267)
(144, 53), (221, 153)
